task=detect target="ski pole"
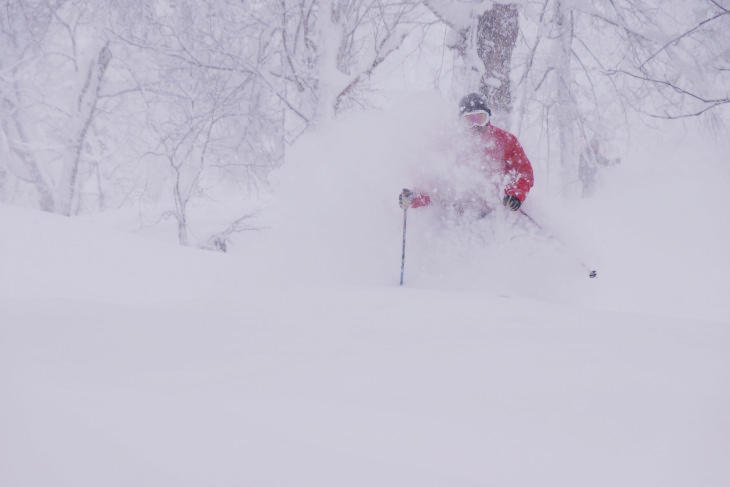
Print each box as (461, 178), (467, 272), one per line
(518, 209), (597, 279)
(399, 208), (408, 286)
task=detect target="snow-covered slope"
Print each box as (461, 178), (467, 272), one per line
(3, 285), (728, 487)
(2, 95), (729, 486)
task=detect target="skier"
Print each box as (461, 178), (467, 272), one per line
(578, 136), (620, 197)
(399, 93), (534, 215)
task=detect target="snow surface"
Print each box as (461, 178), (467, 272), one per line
(2, 93), (729, 486)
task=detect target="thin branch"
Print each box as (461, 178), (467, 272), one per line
(640, 10), (730, 68)
(610, 68), (730, 104)
(608, 68), (730, 118)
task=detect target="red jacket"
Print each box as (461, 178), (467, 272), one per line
(411, 124), (534, 208)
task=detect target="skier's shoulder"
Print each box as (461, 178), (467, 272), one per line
(487, 124), (511, 138)
(487, 124), (519, 145)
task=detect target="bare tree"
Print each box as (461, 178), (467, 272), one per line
(511, 0), (730, 195)
(56, 42), (113, 216)
(0, 0), (132, 214)
(0, 0), (58, 211)
(104, 0), (426, 245)
(609, 0), (730, 119)
(276, 0), (423, 131)
(108, 0), (278, 245)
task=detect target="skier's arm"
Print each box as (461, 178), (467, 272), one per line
(411, 191), (431, 208)
(504, 138), (534, 202)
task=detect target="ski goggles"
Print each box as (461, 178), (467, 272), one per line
(462, 110), (490, 127)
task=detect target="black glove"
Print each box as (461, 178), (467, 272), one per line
(399, 188), (414, 209)
(503, 194), (521, 211)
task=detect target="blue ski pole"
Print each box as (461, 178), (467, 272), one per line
(519, 209), (597, 278)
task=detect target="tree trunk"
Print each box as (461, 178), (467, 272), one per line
(314, 0), (340, 128)
(476, 4), (519, 122)
(173, 170), (189, 246)
(428, 2), (519, 122)
(57, 42), (112, 216)
(8, 112), (56, 212)
(554, 0), (575, 194)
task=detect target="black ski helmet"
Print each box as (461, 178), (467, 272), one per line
(458, 93), (491, 116)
